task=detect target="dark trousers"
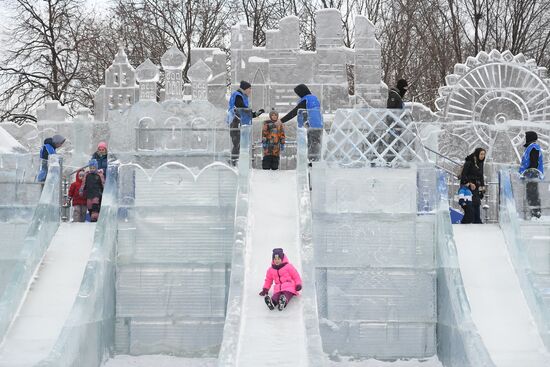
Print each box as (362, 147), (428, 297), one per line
(461, 204), (474, 224)
(272, 291), (294, 305)
(262, 155), (280, 170)
(307, 129), (322, 162)
(472, 204), (482, 223)
(527, 181), (541, 218)
(230, 119), (240, 165)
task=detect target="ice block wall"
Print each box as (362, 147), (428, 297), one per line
(114, 162), (238, 356)
(311, 164), (437, 358)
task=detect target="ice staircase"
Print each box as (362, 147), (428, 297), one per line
(453, 224), (550, 367)
(0, 223), (96, 367)
(235, 169), (307, 366)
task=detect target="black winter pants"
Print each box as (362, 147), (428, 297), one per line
(526, 181), (541, 218)
(230, 119), (240, 165)
(262, 155), (280, 170)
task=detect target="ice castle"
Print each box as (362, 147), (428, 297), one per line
(0, 7), (550, 367)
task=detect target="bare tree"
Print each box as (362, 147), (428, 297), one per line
(0, 0), (94, 121)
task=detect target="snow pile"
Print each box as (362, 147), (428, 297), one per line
(0, 126), (27, 153)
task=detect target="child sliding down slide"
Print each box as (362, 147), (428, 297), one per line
(259, 248), (302, 311)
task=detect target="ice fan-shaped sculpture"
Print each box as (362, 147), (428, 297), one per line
(436, 50), (550, 163)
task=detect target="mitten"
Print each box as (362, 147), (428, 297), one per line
(280, 144), (285, 151)
(257, 109), (265, 115)
(295, 284), (302, 291)
(259, 288), (268, 296)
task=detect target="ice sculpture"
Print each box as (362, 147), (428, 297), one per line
(135, 59), (160, 102)
(310, 164), (437, 358)
(161, 45), (185, 101)
(323, 108), (426, 167)
(115, 163), (238, 355)
(188, 59), (212, 101)
(94, 45), (139, 122)
(435, 50), (550, 165)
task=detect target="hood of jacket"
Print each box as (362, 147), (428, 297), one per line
(43, 137), (54, 146)
(294, 84), (311, 98)
(75, 169), (84, 184)
(271, 256), (289, 270)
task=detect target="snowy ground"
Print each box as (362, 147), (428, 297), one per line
(454, 224), (550, 367)
(0, 223), (96, 367)
(103, 355), (443, 366)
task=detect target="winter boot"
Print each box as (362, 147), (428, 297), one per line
(278, 294), (287, 311)
(264, 295), (275, 310)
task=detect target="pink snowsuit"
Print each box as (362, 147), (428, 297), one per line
(263, 257), (302, 296)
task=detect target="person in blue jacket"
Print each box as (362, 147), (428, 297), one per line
(227, 81), (264, 166)
(280, 84), (323, 162)
(37, 134), (65, 182)
(519, 131), (544, 219)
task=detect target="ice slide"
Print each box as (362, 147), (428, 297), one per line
(235, 169), (308, 366)
(453, 224), (550, 367)
(0, 222), (96, 367)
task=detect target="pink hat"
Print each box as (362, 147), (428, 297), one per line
(97, 141), (107, 150)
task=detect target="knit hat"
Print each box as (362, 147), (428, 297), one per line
(240, 80), (251, 90)
(97, 141), (107, 150)
(51, 134), (66, 146)
(396, 79), (408, 90)
(272, 248), (285, 261)
(89, 159), (98, 168)
(524, 131), (538, 147)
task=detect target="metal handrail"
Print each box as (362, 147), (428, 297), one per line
(423, 145), (462, 166)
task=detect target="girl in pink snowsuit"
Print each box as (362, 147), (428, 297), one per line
(259, 248), (302, 311)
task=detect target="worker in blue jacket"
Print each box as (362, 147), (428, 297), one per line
(37, 134), (65, 182)
(519, 131), (544, 219)
(227, 80), (264, 166)
(280, 84), (323, 162)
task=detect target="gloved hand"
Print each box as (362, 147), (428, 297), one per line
(259, 288), (269, 296)
(295, 284), (302, 291)
(280, 144), (285, 151)
(262, 142), (268, 149)
(257, 109), (265, 115)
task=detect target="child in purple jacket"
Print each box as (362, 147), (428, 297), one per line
(259, 248), (302, 311)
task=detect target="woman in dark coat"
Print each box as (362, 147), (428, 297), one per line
(460, 147), (486, 223)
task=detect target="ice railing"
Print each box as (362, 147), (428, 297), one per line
(500, 169), (550, 349)
(37, 164), (119, 367)
(295, 126), (327, 367)
(0, 155), (61, 343)
(436, 171), (495, 367)
(322, 108), (427, 167)
(217, 124), (253, 366)
(0, 154), (42, 221)
(110, 99), (228, 155)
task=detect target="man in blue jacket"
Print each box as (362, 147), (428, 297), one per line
(37, 134), (65, 182)
(227, 81), (264, 166)
(280, 84), (323, 162)
(519, 131), (544, 218)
